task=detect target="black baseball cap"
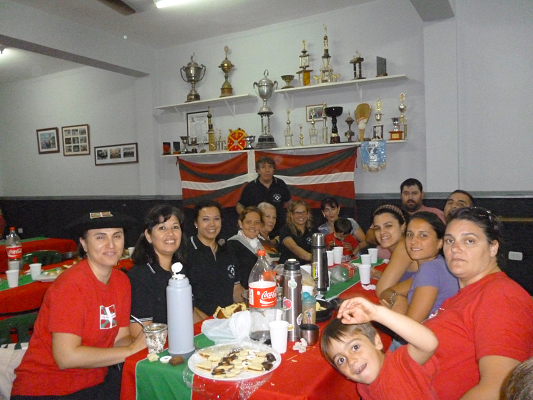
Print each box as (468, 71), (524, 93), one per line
(67, 211), (137, 237)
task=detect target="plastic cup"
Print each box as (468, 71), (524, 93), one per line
(302, 285), (314, 296)
(29, 263), (42, 280)
(6, 270), (19, 288)
(300, 264), (312, 276)
(128, 247), (135, 258)
(300, 324), (319, 346)
(269, 320), (289, 354)
(360, 254), (371, 265)
(8, 260), (20, 271)
(359, 264), (371, 285)
(326, 250), (334, 266)
(333, 247), (343, 264)
(368, 248), (378, 264)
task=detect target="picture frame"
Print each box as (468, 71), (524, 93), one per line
(36, 127), (60, 154)
(94, 142), (138, 166)
(186, 110), (209, 143)
(62, 124), (90, 156)
(305, 104), (325, 122)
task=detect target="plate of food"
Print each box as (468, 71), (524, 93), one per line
(188, 342), (281, 381)
(35, 268), (66, 282)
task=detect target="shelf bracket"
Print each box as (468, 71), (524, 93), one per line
(281, 91), (294, 110)
(356, 83), (363, 102)
(223, 99), (237, 116)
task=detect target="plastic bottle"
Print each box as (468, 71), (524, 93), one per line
(283, 258), (302, 341)
(166, 262), (195, 358)
(301, 291), (316, 324)
(312, 233), (329, 294)
(329, 265), (349, 285)
(6, 227), (22, 270)
(248, 250), (277, 341)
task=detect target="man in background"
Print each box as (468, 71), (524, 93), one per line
(443, 189), (475, 220)
(400, 178), (445, 222)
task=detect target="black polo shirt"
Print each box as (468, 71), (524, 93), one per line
(278, 225), (314, 265)
(238, 176), (291, 235)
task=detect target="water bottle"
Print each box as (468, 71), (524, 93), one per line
(312, 233), (329, 294)
(6, 227), (22, 270)
(248, 250), (277, 341)
(283, 259), (302, 341)
(329, 265), (349, 285)
(167, 262), (195, 358)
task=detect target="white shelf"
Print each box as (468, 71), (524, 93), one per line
(155, 94), (257, 116)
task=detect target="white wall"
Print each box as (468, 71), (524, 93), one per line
(1, 0), (533, 198)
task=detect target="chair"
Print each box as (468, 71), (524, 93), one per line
(0, 312), (38, 345)
(22, 250), (62, 266)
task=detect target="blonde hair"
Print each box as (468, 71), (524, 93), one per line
(286, 200), (313, 236)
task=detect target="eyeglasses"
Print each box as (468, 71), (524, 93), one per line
(292, 210), (308, 216)
(453, 206), (499, 230)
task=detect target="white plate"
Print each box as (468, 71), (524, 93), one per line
(188, 342), (281, 381)
(35, 272), (60, 282)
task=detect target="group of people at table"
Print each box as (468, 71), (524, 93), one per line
(7, 157), (533, 400)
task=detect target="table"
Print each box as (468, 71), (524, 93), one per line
(0, 237), (77, 273)
(120, 261), (388, 400)
(0, 258), (133, 317)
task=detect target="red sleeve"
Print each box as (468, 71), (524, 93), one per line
(48, 276), (86, 336)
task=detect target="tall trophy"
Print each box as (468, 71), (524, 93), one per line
(253, 70), (278, 148)
(180, 54), (206, 102)
(319, 25), (333, 83)
(296, 40), (313, 86)
(350, 51), (365, 80)
(218, 46), (235, 98)
(398, 93), (407, 140)
(309, 114), (318, 145)
(325, 106), (343, 144)
(284, 109), (293, 147)
(345, 112), (355, 142)
(207, 107), (216, 151)
(372, 99), (384, 139)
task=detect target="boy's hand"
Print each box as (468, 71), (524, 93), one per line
(337, 296), (379, 324)
(343, 242), (353, 252)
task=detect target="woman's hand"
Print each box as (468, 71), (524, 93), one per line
(337, 296), (379, 324)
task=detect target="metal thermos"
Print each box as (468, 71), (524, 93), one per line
(283, 259), (302, 342)
(312, 233), (329, 294)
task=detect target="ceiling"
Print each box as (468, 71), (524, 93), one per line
(0, 0), (453, 84)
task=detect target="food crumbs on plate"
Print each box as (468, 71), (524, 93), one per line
(147, 353), (159, 362)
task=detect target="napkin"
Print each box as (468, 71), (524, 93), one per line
(201, 311), (251, 344)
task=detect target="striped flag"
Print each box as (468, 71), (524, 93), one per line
(255, 148), (357, 209)
(178, 153), (249, 208)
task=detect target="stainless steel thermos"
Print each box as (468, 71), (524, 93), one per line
(312, 233), (329, 294)
(283, 258), (302, 341)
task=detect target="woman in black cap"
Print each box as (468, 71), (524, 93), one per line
(11, 210), (146, 400)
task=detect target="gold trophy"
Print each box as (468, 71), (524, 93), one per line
(218, 46), (234, 98)
(345, 112), (355, 142)
(207, 107), (216, 151)
(355, 103), (371, 142)
(180, 54), (206, 102)
(296, 40), (313, 86)
(398, 93), (407, 140)
(372, 99), (384, 139)
(319, 25), (333, 83)
(284, 109), (293, 147)
(281, 75), (295, 89)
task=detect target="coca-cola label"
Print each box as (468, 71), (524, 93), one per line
(248, 281), (276, 308)
(6, 245), (22, 260)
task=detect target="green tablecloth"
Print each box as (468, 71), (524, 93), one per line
(136, 334), (214, 399)
(0, 267), (61, 291)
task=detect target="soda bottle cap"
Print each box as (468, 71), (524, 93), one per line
(257, 250), (266, 256)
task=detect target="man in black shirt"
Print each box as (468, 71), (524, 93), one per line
(236, 156), (291, 237)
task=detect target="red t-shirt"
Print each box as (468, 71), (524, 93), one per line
(424, 272), (533, 400)
(12, 259), (131, 396)
(325, 232), (359, 256)
(357, 345), (439, 400)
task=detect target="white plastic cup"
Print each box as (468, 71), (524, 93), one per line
(302, 285), (314, 296)
(368, 248), (378, 264)
(269, 320), (289, 354)
(360, 254), (371, 265)
(8, 260), (20, 271)
(333, 247), (343, 264)
(326, 250), (334, 267)
(359, 264), (371, 285)
(29, 263), (42, 280)
(6, 270), (19, 288)
(300, 264), (312, 276)
(128, 247), (135, 258)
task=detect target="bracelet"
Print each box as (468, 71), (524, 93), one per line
(389, 292), (401, 308)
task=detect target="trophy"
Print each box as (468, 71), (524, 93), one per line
(284, 109), (293, 147)
(253, 70), (278, 148)
(320, 25), (333, 83)
(281, 75), (295, 89)
(398, 93), (408, 140)
(355, 103), (371, 142)
(218, 46), (235, 98)
(180, 136), (189, 153)
(299, 124), (304, 146)
(207, 107), (216, 151)
(390, 117), (403, 140)
(350, 51), (365, 80)
(215, 129), (226, 151)
(180, 54), (206, 102)
(325, 106), (343, 144)
(372, 99), (384, 139)
(309, 115), (318, 145)
(321, 103), (328, 144)
(345, 112), (355, 142)
(296, 40), (313, 86)
(244, 136), (256, 149)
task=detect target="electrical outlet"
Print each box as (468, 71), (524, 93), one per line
(508, 251), (523, 261)
(17, 228), (23, 234)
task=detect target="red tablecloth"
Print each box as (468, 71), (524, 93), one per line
(120, 266), (387, 400)
(0, 237), (77, 273)
(0, 258), (133, 317)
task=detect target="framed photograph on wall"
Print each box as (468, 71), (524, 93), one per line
(305, 104), (325, 122)
(186, 110), (209, 143)
(36, 127), (60, 154)
(62, 124), (90, 156)
(94, 142), (138, 166)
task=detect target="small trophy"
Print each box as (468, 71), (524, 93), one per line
(253, 70), (278, 148)
(180, 136), (189, 153)
(321, 103), (328, 144)
(284, 109), (293, 147)
(398, 93), (408, 140)
(244, 136), (256, 149)
(350, 51), (365, 80)
(218, 46), (235, 98)
(281, 75), (295, 89)
(325, 106), (343, 144)
(309, 115), (318, 145)
(345, 112), (355, 142)
(207, 107), (216, 151)
(372, 99), (384, 139)
(180, 54), (206, 102)
(299, 124), (304, 146)
(319, 25), (333, 83)
(389, 117), (403, 140)
(296, 40), (313, 86)
(215, 129), (226, 151)
(355, 103), (371, 142)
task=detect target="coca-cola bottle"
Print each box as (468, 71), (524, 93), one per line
(248, 250), (277, 342)
(6, 227), (22, 270)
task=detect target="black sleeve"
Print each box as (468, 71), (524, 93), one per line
(238, 182), (253, 207)
(128, 264), (156, 322)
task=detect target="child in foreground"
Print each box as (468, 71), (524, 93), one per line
(321, 296), (439, 400)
